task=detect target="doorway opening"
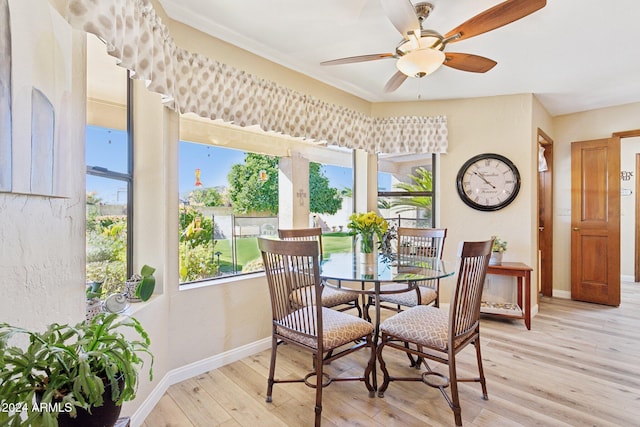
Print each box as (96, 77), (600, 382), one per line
(538, 128), (553, 297)
(614, 130), (640, 283)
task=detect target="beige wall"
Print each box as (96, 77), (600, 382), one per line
(553, 102), (640, 297)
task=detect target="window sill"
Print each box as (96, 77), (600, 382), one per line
(179, 271), (265, 291)
(123, 294), (160, 316)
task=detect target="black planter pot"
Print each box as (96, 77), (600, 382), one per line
(56, 397), (122, 427)
(38, 376), (124, 427)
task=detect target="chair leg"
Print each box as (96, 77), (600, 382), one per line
(314, 351), (324, 427)
(353, 300), (363, 318)
(364, 296), (373, 322)
(376, 334), (391, 397)
(363, 334), (376, 398)
(266, 336), (277, 403)
(403, 341), (419, 367)
(474, 336), (488, 400)
(448, 354), (463, 427)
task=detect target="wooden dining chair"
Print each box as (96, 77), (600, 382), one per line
(278, 228), (362, 317)
(258, 237), (376, 427)
(366, 228), (447, 317)
(376, 239), (493, 427)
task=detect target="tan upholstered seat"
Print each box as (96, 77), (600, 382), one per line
(376, 239), (494, 427)
(276, 306), (374, 350)
(258, 237), (375, 427)
(378, 305), (466, 351)
(367, 228), (446, 316)
(375, 284), (438, 307)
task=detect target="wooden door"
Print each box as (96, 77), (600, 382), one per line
(571, 137), (620, 306)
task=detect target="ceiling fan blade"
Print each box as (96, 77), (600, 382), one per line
(445, 0), (546, 43)
(384, 71), (409, 93)
(381, 0), (420, 39)
(443, 52), (497, 73)
(321, 53), (395, 66)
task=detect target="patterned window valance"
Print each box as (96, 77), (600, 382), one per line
(67, 0), (448, 154)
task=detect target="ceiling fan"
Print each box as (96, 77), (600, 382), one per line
(321, 0), (547, 92)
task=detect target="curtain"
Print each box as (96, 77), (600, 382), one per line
(67, 0), (448, 154)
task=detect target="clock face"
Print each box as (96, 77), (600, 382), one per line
(456, 153), (521, 211)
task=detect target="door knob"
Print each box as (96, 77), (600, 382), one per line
(572, 227), (580, 231)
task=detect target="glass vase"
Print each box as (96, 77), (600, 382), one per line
(359, 232), (375, 254)
(359, 232), (376, 265)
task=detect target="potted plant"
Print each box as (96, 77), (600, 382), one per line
(0, 313), (153, 427)
(490, 236), (508, 265)
(85, 280), (104, 321)
(124, 265), (156, 302)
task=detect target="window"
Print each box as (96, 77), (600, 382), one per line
(378, 153), (436, 230)
(86, 34), (131, 297)
(178, 141), (355, 284)
(310, 162), (353, 252)
(85, 126), (131, 296)
(179, 142), (278, 283)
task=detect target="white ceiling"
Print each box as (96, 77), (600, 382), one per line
(157, 0), (640, 117)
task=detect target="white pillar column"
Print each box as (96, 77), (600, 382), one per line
(353, 149), (378, 213)
(278, 152), (309, 229)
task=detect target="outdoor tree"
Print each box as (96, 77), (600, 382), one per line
(309, 162), (342, 215)
(227, 153), (280, 214)
(391, 167), (433, 211)
(227, 153), (343, 215)
(188, 187), (224, 206)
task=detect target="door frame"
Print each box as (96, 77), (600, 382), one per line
(613, 129), (640, 282)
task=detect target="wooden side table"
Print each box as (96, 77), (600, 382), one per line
(481, 262), (532, 330)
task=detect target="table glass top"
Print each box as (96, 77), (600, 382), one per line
(320, 252), (453, 282)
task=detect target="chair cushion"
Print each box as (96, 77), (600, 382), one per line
(377, 283), (437, 307)
(380, 305), (449, 351)
(290, 283), (359, 308)
(277, 307), (374, 351)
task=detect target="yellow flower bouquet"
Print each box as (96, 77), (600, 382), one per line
(347, 211), (389, 253)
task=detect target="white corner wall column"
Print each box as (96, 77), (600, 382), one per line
(278, 152), (310, 228)
(132, 79), (168, 285)
(353, 149), (378, 213)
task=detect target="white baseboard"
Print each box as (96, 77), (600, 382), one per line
(621, 274), (635, 283)
(552, 290), (571, 299)
(130, 337), (272, 426)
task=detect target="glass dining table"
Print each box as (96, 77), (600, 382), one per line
(320, 251), (454, 391)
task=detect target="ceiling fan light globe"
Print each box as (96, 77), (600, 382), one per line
(396, 48), (445, 78)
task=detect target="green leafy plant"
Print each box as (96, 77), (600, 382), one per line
(129, 265), (156, 302)
(85, 280), (104, 300)
(0, 313), (153, 426)
(492, 236), (508, 253)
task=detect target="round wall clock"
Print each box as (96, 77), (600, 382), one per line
(456, 153), (521, 211)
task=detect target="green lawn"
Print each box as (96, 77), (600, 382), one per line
(215, 238), (261, 271)
(214, 233), (353, 272)
(322, 234), (353, 253)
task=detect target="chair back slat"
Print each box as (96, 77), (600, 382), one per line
(258, 237), (322, 340)
(278, 227), (324, 260)
(449, 239), (493, 342)
(397, 228), (447, 262)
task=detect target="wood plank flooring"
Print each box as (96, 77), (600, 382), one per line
(142, 283), (640, 426)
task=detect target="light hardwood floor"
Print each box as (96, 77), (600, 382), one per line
(142, 283), (640, 426)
